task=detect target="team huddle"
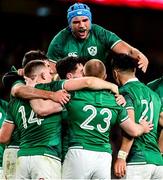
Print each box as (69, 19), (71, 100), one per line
(0, 2), (163, 180)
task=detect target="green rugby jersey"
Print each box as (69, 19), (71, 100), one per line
(147, 76), (163, 112)
(6, 80), (24, 148)
(35, 80), (65, 92)
(65, 89), (128, 154)
(120, 79), (163, 165)
(61, 109), (69, 162)
(47, 24), (121, 63)
(0, 99), (8, 167)
(6, 80), (64, 160)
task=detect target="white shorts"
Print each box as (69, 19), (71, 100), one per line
(2, 146), (19, 180)
(0, 167), (4, 179)
(62, 148), (112, 179)
(16, 155), (61, 179)
(124, 164), (163, 180)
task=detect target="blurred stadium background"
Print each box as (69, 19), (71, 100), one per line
(0, 0), (163, 99)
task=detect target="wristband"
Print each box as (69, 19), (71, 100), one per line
(117, 150), (128, 160)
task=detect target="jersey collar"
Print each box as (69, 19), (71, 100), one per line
(124, 78), (139, 85)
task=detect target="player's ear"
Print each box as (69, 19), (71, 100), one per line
(41, 72), (46, 80)
(104, 73), (107, 80)
(112, 69), (118, 80)
(66, 73), (73, 79)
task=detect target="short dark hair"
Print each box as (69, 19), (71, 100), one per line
(2, 71), (24, 89)
(24, 60), (45, 79)
(22, 50), (48, 67)
(111, 54), (137, 72)
(56, 56), (86, 79)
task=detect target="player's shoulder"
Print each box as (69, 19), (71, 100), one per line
(55, 27), (71, 38)
(147, 76), (163, 90)
(0, 99), (8, 109)
(91, 24), (106, 33)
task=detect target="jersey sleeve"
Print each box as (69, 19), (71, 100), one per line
(117, 106), (129, 124)
(123, 93), (134, 110)
(0, 99), (8, 112)
(119, 86), (134, 110)
(35, 80), (65, 91)
(93, 24), (122, 49)
(5, 104), (15, 125)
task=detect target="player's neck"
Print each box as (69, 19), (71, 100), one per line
(121, 74), (136, 85)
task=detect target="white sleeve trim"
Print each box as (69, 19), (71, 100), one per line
(110, 39), (122, 49)
(120, 115), (129, 123)
(5, 120), (14, 124)
(126, 106), (134, 110)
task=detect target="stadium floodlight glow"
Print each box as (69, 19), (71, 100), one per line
(36, 6), (50, 17)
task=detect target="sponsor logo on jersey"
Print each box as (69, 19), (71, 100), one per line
(68, 52), (78, 57)
(87, 46), (97, 56)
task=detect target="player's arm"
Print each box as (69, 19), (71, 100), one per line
(0, 122), (15, 144)
(30, 98), (63, 117)
(114, 109), (135, 178)
(11, 83), (70, 105)
(120, 109), (153, 137)
(159, 111), (163, 127)
(114, 136), (133, 178)
(115, 111), (153, 176)
(12, 83), (55, 100)
(158, 130), (163, 154)
(115, 94), (126, 106)
(63, 77), (119, 94)
(112, 41), (148, 73)
(158, 112), (163, 154)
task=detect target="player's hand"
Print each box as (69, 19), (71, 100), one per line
(114, 158), (127, 178)
(140, 116), (154, 133)
(115, 94), (126, 106)
(137, 52), (149, 73)
(24, 76), (37, 87)
(17, 68), (24, 76)
(51, 89), (70, 105)
(110, 83), (119, 95)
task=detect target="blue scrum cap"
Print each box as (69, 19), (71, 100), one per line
(67, 3), (92, 25)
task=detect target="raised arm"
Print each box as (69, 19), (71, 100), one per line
(64, 77), (119, 94)
(112, 41), (148, 73)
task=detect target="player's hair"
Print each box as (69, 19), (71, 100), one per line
(2, 71), (24, 89)
(111, 54), (137, 72)
(84, 59), (106, 79)
(56, 56), (86, 79)
(24, 60), (46, 79)
(22, 50), (48, 68)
